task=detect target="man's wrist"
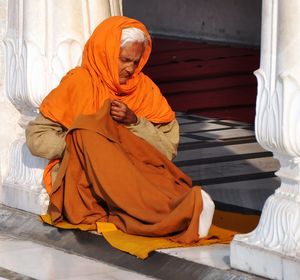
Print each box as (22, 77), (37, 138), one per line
(127, 117), (140, 127)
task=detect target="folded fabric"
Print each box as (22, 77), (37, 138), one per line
(47, 100), (204, 244)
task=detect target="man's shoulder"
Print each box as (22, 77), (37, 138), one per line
(64, 67), (92, 82)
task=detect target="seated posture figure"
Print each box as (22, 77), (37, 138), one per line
(26, 16), (214, 243)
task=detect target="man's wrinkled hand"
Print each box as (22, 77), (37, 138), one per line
(110, 100), (138, 125)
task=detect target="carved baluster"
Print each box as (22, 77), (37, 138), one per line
(0, 0), (122, 214)
(231, 1), (300, 279)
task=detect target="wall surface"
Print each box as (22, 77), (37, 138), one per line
(123, 0), (262, 46)
(0, 0), (6, 101)
(0, 0), (19, 187)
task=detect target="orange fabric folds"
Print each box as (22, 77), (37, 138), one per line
(48, 100), (202, 244)
(39, 16), (175, 129)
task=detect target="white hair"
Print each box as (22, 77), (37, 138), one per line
(120, 27), (147, 48)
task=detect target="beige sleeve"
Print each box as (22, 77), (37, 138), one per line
(25, 113), (67, 160)
(126, 118), (180, 160)
(26, 113), (179, 161)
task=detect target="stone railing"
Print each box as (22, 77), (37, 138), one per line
(0, 0), (122, 214)
(231, 1), (300, 279)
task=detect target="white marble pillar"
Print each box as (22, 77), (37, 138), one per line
(0, 0), (122, 214)
(230, 1), (300, 279)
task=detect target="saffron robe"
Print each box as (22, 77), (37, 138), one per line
(49, 100), (203, 243)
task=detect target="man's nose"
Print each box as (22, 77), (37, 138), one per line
(126, 62), (136, 74)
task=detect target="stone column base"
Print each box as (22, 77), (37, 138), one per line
(0, 183), (49, 215)
(231, 239), (300, 280)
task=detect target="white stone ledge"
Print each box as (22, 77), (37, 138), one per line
(231, 239), (300, 280)
(0, 182), (49, 215)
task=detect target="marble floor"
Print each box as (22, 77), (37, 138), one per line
(159, 244), (230, 270)
(0, 232), (156, 280)
(0, 230), (241, 280)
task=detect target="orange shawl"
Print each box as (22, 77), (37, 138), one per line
(40, 16), (174, 128)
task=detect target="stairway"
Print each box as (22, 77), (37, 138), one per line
(144, 37), (260, 124)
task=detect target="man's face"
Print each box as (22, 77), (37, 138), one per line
(118, 41), (144, 84)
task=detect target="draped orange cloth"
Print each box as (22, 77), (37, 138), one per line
(40, 16), (175, 195)
(49, 100), (203, 244)
(38, 16), (203, 243)
(40, 16), (175, 129)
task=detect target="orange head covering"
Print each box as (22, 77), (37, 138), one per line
(40, 16), (175, 128)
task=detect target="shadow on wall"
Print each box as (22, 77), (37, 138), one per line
(123, 0), (262, 47)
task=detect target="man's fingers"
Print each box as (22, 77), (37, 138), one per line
(110, 100), (137, 125)
(111, 107), (126, 116)
(111, 115), (122, 121)
(111, 101), (127, 115)
(111, 100), (124, 108)
(111, 111), (125, 119)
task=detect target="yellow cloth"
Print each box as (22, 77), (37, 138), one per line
(40, 209), (260, 259)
